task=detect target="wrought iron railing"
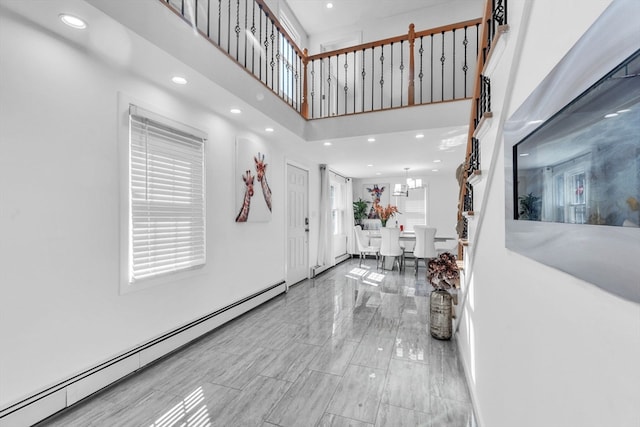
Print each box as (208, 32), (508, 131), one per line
(476, 75), (491, 126)
(160, 0), (481, 119)
(305, 20), (481, 119)
(162, 0), (306, 113)
(457, 0), (508, 256)
(467, 137), (480, 176)
(463, 182), (474, 213)
(485, 0), (508, 59)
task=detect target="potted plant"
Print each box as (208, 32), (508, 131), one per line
(353, 198), (368, 226)
(373, 202), (400, 227)
(518, 192), (541, 221)
(427, 252), (460, 340)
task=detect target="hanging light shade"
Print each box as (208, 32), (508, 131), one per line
(393, 183), (409, 197)
(402, 167), (423, 191)
(407, 177), (423, 189)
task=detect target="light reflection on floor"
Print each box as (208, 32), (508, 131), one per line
(39, 258), (475, 427)
(347, 266), (388, 286)
(149, 386), (211, 427)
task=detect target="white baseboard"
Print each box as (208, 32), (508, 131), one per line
(66, 354), (140, 406)
(455, 333), (483, 427)
(0, 281), (286, 427)
(0, 389), (66, 427)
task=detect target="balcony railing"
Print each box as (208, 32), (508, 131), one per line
(456, 0), (508, 256)
(162, 0), (307, 113)
(484, 0), (508, 60)
(306, 20), (481, 119)
(160, 0), (481, 119)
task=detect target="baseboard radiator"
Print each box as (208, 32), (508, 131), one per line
(310, 264), (330, 278)
(0, 281), (286, 427)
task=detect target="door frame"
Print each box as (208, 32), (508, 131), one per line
(285, 160), (310, 291)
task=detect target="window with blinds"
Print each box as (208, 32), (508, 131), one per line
(128, 105), (206, 283)
(396, 186), (428, 231)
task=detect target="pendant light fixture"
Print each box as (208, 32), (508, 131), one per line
(406, 167), (423, 189)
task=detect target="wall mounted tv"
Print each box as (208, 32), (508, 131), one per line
(503, 0), (639, 303)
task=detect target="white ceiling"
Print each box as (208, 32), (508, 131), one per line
(285, 0), (450, 37)
(282, 0), (471, 178)
(289, 123), (468, 178)
(5, 0), (471, 180)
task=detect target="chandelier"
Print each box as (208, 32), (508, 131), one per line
(393, 168), (422, 196)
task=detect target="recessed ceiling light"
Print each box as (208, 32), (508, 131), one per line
(604, 113), (618, 118)
(367, 164), (373, 167)
(375, 172), (382, 176)
(432, 169), (439, 172)
(323, 142), (332, 146)
(59, 14), (87, 29)
(617, 109), (631, 113)
(415, 133), (425, 139)
(171, 76), (187, 85)
(265, 127), (274, 132)
(230, 108), (242, 114)
(519, 153), (530, 157)
(433, 159), (442, 163)
(367, 138), (375, 142)
(326, 2), (334, 9)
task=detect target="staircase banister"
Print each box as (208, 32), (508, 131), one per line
(306, 18), (481, 61)
(254, 0), (306, 59)
(458, 0), (493, 202)
(306, 34), (409, 61)
(413, 18), (482, 38)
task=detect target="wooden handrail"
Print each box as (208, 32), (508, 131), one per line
(457, 0), (493, 258)
(306, 18), (482, 61)
(413, 18), (483, 38)
(301, 48), (309, 118)
(408, 24), (416, 106)
(159, 0), (481, 121)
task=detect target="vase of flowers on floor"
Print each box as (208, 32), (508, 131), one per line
(427, 252), (460, 340)
(373, 202), (400, 227)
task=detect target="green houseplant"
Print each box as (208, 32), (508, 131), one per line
(353, 198), (368, 226)
(518, 192), (541, 221)
(427, 252), (460, 340)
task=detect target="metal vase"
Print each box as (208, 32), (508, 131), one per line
(430, 290), (452, 340)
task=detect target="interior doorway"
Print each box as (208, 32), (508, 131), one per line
(286, 163), (309, 286)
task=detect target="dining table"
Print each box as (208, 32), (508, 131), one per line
(365, 230), (457, 242)
(364, 230), (457, 270)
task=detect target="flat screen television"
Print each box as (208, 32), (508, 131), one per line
(503, 0), (640, 303)
(513, 50), (639, 228)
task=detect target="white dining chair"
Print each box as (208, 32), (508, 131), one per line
(380, 227), (404, 271)
(413, 225), (437, 275)
(354, 225), (380, 267)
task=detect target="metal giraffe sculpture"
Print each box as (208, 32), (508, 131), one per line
(235, 170), (254, 222)
(254, 152), (272, 212)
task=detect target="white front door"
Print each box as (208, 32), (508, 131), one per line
(286, 164), (309, 286)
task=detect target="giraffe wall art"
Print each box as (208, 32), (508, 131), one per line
(364, 183), (390, 219)
(235, 138), (273, 222)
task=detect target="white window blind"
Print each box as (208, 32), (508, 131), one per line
(128, 106), (206, 282)
(397, 187), (427, 231)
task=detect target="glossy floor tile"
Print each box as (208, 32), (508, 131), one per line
(37, 259), (476, 427)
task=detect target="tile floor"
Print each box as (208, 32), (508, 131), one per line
(37, 259), (476, 427)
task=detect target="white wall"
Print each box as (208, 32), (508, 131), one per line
(456, 1), (640, 426)
(0, 7), (312, 408)
(307, 0), (484, 55)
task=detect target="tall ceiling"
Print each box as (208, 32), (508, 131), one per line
(3, 0), (474, 180)
(285, 0), (450, 37)
(282, 0), (472, 178)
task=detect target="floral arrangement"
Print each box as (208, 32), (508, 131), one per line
(427, 252), (460, 290)
(373, 202), (400, 226)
